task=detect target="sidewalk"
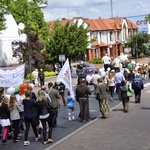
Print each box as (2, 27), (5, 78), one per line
(45, 85), (150, 150)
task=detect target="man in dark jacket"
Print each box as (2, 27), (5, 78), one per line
(132, 74), (144, 103)
(38, 68), (45, 87)
(54, 82), (66, 106)
(75, 78), (91, 122)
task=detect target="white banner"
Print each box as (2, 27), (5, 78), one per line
(57, 58), (75, 99)
(0, 64), (25, 87)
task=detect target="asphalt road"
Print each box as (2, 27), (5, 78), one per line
(1, 66), (150, 150)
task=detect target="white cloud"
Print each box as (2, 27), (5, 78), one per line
(42, 0), (150, 21)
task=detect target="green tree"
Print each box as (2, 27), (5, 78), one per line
(0, 0), (11, 31)
(47, 20), (89, 63)
(127, 33), (150, 57)
(7, 0), (50, 67)
(12, 33), (47, 68)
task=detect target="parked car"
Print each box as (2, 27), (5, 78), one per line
(76, 62), (95, 75)
(82, 66), (98, 84)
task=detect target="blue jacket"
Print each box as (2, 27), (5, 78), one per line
(65, 96), (75, 108)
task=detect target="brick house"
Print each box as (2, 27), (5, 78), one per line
(48, 17), (138, 61)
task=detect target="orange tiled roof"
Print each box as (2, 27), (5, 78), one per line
(86, 18), (138, 31)
(48, 17), (138, 31)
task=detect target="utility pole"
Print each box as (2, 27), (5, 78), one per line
(110, 0), (113, 18)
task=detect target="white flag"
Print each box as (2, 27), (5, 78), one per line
(57, 58), (75, 99)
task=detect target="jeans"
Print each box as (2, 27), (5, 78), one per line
(19, 112), (24, 133)
(24, 118), (38, 141)
(134, 90), (141, 103)
(40, 115), (53, 142)
(109, 86), (115, 98)
(51, 108), (58, 126)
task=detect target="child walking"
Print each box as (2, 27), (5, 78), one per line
(0, 96), (11, 143)
(65, 91), (75, 121)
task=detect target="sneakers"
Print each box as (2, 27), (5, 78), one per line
(13, 139), (19, 143)
(110, 97), (113, 102)
(35, 135), (40, 142)
(24, 141), (30, 146)
(47, 139), (54, 143)
(2, 140), (7, 143)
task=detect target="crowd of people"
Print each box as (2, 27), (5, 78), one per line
(76, 53), (147, 121)
(0, 82), (61, 146)
(0, 53), (149, 146)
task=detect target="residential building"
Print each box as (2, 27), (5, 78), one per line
(48, 17), (138, 61)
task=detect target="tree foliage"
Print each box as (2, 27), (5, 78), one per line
(4, 0), (50, 68)
(127, 33), (150, 57)
(47, 20), (89, 63)
(0, 0), (11, 31)
(12, 33), (47, 68)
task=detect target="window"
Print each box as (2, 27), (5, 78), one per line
(117, 30), (120, 40)
(110, 31), (113, 41)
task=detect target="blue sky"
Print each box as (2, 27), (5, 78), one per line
(42, 0), (150, 21)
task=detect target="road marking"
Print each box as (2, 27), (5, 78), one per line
(44, 102), (122, 150)
(44, 82), (150, 150)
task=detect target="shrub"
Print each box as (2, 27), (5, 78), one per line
(139, 53), (145, 58)
(26, 71), (56, 79)
(44, 71), (56, 77)
(26, 73), (34, 79)
(88, 58), (102, 64)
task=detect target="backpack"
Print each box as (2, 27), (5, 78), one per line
(132, 80), (142, 90)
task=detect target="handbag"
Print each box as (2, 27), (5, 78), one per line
(126, 85), (133, 97)
(127, 91), (133, 97)
(96, 93), (100, 100)
(46, 100), (56, 115)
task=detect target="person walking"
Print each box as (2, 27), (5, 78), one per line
(36, 90), (53, 145)
(91, 70), (101, 94)
(96, 78), (110, 119)
(15, 91), (24, 135)
(75, 78), (91, 122)
(118, 80), (130, 113)
(47, 82), (60, 127)
(23, 90), (39, 146)
(65, 91), (75, 121)
(114, 68), (125, 93)
(9, 95), (21, 143)
(32, 68), (39, 86)
(38, 68), (45, 87)
(132, 74), (144, 103)
(107, 72), (115, 101)
(0, 96), (11, 143)
(55, 82), (66, 106)
(102, 52), (111, 72)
